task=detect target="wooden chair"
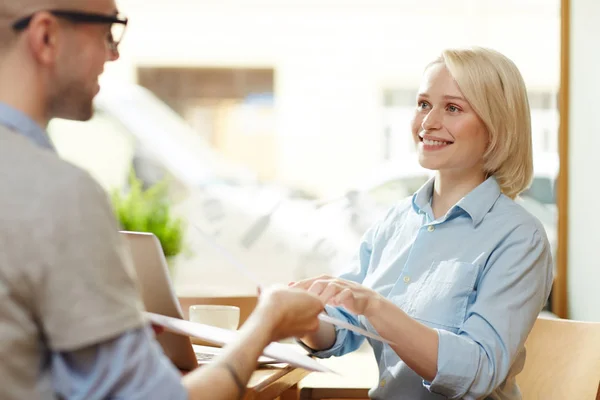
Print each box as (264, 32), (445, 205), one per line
(517, 317), (600, 399)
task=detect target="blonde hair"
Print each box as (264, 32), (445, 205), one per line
(429, 47), (533, 199)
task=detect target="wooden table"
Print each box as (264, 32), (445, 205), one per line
(297, 342), (376, 400)
(245, 365), (309, 400)
(182, 364), (308, 400)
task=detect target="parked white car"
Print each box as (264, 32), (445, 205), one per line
(48, 83), (356, 297)
(317, 154), (558, 259)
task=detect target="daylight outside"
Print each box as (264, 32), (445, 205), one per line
(48, 0), (560, 301)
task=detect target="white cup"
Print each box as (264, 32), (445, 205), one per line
(188, 305), (240, 331)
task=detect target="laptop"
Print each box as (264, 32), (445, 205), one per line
(121, 231), (199, 371)
(121, 231), (277, 370)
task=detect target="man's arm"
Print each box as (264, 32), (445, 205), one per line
(182, 307), (274, 400)
(54, 286), (325, 400)
(183, 286), (325, 400)
(36, 170), (326, 399)
(52, 326), (188, 400)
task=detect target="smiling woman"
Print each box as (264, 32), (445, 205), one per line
(294, 47), (554, 400)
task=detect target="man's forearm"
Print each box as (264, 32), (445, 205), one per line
(182, 310), (275, 400)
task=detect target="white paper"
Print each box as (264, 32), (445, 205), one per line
(146, 312), (335, 373)
(192, 344), (279, 365)
(318, 313), (394, 345)
(192, 224), (393, 345)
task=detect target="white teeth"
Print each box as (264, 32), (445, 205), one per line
(423, 139), (450, 146)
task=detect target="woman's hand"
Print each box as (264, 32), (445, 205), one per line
(293, 276), (439, 383)
(291, 275), (383, 317)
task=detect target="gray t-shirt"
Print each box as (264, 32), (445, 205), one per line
(0, 125), (146, 399)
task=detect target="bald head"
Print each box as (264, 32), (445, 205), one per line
(0, 0), (87, 38)
(0, 0), (107, 19)
(0, 0), (116, 50)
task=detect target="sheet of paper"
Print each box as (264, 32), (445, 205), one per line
(192, 224), (394, 345)
(192, 344), (279, 365)
(318, 313), (394, 345)
(146, 312), (335, 373)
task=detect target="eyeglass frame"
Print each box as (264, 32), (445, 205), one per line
(11, 10), (128, 52)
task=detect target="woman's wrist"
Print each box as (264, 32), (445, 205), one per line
(364, 294), (387, 319)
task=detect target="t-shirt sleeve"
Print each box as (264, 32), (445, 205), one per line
(52, 326), (188, 400)
(34, 171), (146, 351)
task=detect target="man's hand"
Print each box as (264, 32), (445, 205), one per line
(151, 324), (164, 335)
(254, 285), (324, 342)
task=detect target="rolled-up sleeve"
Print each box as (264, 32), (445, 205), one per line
(426, 226), (553, 399)
(299, 216), (384, 359)
(52, 325), (188, 400)
(299, 305), (366, 358)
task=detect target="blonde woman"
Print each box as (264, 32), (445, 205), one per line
(294, 47), (554, 399)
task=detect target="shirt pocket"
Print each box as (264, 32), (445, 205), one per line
(408, 260), (479, 330)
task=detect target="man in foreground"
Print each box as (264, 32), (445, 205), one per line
(0, 0), (324, 399)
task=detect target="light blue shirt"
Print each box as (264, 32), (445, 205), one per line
(52, 326), (187, 400)
(0, 102), (54, 150)
(308, 177), (554, 400)
(0, 102), (188, 400)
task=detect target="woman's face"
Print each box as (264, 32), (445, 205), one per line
(411, 63), (489, 176)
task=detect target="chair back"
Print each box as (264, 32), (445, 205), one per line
(517, 317), (600, 399)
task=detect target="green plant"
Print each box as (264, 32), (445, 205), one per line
(111, 170), (186, 263)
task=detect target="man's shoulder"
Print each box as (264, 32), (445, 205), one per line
(0, 128), (109, 215)
(0, 130), (99, 192)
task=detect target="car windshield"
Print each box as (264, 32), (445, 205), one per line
(368, 175), (557, 209)
(94, 84), (257, 186)
(48, 109), (136, 190)
(522, 177), (556, 205)
(367, 176), (430, 206)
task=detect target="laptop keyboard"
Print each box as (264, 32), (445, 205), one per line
(196, 352), (216, 363)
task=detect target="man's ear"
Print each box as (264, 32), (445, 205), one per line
(26, 12), (60, 66)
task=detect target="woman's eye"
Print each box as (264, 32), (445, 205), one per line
(447, 105), (460, 113)
(418, 101), (430, 110)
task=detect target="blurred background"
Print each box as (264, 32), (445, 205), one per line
(47, 0), (560, 309)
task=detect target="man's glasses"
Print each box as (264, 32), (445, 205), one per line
(12, 10), (128, 52)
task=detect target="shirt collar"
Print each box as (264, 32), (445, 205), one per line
(412, 175), (502, 226)
(0, 102), (55, 151)
(412, 177), (435, 216)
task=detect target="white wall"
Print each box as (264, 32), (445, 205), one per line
(108, 0), (560, 196)
(568, 0), (600, 321)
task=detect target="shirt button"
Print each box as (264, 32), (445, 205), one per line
(380, 379), (386, 387)
(427, 225), (435, 232)
(403, 276), (411, 284)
